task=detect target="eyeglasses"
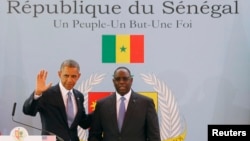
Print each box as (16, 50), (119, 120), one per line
(114, 77), (131, 81)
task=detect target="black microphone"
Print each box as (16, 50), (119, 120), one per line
(12, 102), (17, 116)
(12, 102), (64, 141)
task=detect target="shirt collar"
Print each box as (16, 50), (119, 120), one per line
(59, 82), (72, 96)
(116, 89), (131, 102)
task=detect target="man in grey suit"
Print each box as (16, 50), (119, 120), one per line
(23, 59), (91, 141)
(88, 66), (161, 141)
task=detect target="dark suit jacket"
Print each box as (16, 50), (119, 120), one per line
(23, 84), (91, 141)
(88, 90), (161, 141)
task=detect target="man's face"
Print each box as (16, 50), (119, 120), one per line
(58, 66), (81, 90)
(113, 69), (133, 96)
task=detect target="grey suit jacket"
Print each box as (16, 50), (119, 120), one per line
(88, 90), (161, 141)
(23, 83), (91, 141)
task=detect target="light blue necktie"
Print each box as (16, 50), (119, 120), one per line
(118, 96), (126, 131)
(67, 91), (74, 127)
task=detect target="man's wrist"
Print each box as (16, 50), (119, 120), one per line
(34, 90), (42, 96)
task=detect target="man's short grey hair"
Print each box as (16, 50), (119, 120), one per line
(60, 59), (80, 71)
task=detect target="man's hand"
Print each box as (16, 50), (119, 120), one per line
(34, 70), (52, 96)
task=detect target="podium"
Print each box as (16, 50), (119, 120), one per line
(0, 136), (56, 141)
(0, 127), (56, 141)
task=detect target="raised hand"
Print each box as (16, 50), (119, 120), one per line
(34, 70), (52, 96)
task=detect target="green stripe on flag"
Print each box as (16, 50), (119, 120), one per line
(102, 35), (116, 63)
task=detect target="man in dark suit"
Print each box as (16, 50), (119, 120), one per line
(23, 59), (91, 141)
(88, 66), (161, 141)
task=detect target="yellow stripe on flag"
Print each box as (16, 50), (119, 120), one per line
(139, 92), (158, 112)
(116, 35), (130, 63)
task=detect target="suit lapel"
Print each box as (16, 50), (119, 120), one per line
(53, 84), (69, 127)
(70, 90), (82, 128)
(108, 93), (120, 132)
(121, 92), (137, 132)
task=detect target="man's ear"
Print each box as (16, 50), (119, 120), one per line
(58, 71), (61, 77)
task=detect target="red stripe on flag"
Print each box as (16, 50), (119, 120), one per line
(130, 35), (144, 63)
(88, 92), (112, 113)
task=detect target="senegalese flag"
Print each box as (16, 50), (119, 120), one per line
(88, 92), (158, 113)
(102, 34), (144, 63)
